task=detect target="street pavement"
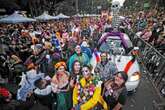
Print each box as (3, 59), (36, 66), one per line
(124, 73), (162, 110)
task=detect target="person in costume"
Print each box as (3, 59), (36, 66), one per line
(68, 45), (89, 72)
(54, 61), (67, 73)
(17, 64), (45, 101)
(81, 40), (92, 59)
(102, 71), (128, 110)
(72, 65), (108, 110)
(70, 60), (82, 88)
(34, 78), (52, 109)
(52, 62), (72, 110)
(94, 52), (118, 81)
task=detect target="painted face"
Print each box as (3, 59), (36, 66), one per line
(82, 67), (91, 79)
(114, 73), (125, 87)
(75, 45), (81, 54)
(100, 53), (107, 62)
(73, 61), (81, 74)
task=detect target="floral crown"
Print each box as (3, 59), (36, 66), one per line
(54, 61), (66, 69)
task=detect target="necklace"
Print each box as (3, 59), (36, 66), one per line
(76, 75), (100, 103)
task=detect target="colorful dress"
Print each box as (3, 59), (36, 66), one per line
(52, 71), (72, 110)
(73, 75), (108, 110)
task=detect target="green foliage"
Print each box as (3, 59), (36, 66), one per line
(78, 0), (112, 14)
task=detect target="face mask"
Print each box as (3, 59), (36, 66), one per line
(46, 54), (50, 60)
(42, 38), (45, 43)
(101, 56), (107, 61)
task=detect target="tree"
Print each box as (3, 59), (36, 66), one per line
(27, 0), (77, 16)
(0, 0), (20, 14)
(78, 0), (112, 14)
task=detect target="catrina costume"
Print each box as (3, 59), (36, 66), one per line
(72, 75), (108, 110)
(52, 71), (72, 110)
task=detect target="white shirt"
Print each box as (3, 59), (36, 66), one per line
(34, 85), (52, 95)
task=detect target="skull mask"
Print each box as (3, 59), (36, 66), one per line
(111, 1), (120, 13)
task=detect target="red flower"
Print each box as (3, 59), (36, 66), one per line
(89, 84), (95, 91)
(0, 87), (10, 97)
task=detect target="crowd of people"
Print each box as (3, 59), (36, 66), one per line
(0, 16), (129, 110)
(124, 8), (165, 54)
(0, 7), (164, 110)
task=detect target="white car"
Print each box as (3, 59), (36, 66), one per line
(90, 31), (141, 92)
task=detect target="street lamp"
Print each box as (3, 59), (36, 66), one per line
(75, 0), (79, 14)
(97, 6), (102, 14)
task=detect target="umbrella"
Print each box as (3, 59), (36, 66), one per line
(0, 12), (36, 23)
(35, 12), (58, 20)
(84, 14), (100, 17)
(55, 13), (70, 19)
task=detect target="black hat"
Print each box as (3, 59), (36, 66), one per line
(117, 71), (128, 82)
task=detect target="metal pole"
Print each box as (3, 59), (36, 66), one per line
(75, 0), (79, 13)
(91, 0), (93, 13)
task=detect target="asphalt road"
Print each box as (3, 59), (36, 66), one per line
(123, 74), (162, 110)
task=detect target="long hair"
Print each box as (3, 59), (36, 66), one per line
(71, 60), (81, 74)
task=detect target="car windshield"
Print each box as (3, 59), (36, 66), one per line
(99, 35), (132, 55)
(106, 37), (122, 48)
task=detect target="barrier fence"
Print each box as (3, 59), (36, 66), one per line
(126, 30), (165, 109)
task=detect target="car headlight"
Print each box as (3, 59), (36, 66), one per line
(129, 72), (141, 82)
